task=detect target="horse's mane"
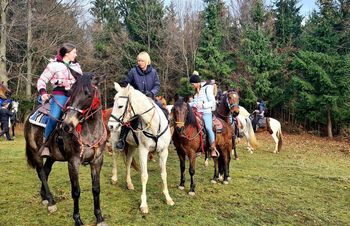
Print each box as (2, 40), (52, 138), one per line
(174, 98), (197, 127)
(70, 73), (93, 97)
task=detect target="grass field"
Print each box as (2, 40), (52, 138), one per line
(0, 126), (349, 226)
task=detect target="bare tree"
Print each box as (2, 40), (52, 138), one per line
(0, 0), (9, 85)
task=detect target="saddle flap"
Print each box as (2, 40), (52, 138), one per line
(212, 115), (224, 132)
(29, 107), (49, 128)
(37, 103), (51, 115)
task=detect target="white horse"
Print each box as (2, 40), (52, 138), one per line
(108, 83), (174, 214)
(238, 106), (282, 153)
(236, 106), (258, 153)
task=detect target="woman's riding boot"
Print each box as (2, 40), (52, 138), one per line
(115, 126), (130, 150)
(38, 137), (51, 158)
(210, 142), (219, 157)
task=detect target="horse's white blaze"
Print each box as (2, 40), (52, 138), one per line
(110, 84), (173, 212)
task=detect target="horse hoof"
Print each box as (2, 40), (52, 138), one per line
(97, 221), (108, 226)
(178, 186), (185, 190)
(111, 178), (118, 185)
(48, 204), (57, 213)
(140, 206), (149, 214)
(223, 181), (229, 185)
(234, 157), (239, 160)
(218, 176), (224, 182)
(204, 159), (209, 167)
(211, 180), (217, 184)
(127, 183), (134, 190)
(188, 191), (195, 196)
(166, 199), (175, 206)
(227, 177), (231, 181)
(42, 200), (49, 206)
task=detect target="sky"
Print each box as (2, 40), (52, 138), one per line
(164, 0), (318, 17)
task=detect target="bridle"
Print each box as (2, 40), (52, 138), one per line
(64, 85), (107, 158)
(110, 93), (168, 149)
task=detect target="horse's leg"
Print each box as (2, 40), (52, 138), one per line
(12, 122), (15, 138)
(159, 147), (174, 205)
(211, 157), (219, 184)
(36, 160), (57, 213)
(188, 150), (196, 196)
(125, 146), (135, 190)
(139, 147), (149, 213)
(232, 135), (238, 160)
(223, 149), (230, 184)
(90, 155), (106, 226)
(271, 132), (279, 153)
(40, 158), (56, 206)
(177, 149), (186, 190)
(68, 159), (84, 226)
(111, 151), (118, 184)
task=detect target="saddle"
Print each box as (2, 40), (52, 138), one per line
(192, 108), (224, 133)
(28, 103), (51, 128)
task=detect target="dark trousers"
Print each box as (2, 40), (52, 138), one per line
(0, 120), (11, 140)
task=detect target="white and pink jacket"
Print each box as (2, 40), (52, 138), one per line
(37, 59), (82, 95)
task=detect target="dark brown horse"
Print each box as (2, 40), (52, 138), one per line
(172, 98), (232, 195)
(24, 73), (107, 226)
(215, 90), (240, 159)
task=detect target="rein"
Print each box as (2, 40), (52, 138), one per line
(65, 86), (107, 158)
(110, 94), (169, 149)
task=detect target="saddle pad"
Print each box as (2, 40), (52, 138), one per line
(29, 108), (49, 128)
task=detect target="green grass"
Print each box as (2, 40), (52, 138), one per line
(0, 130), (349, 226)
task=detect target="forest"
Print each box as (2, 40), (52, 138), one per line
(0, 0), (349, 138)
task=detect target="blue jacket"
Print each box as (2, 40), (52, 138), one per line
(124, 65), (160, 96)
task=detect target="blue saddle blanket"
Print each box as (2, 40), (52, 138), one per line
(29, 105), (50, 128)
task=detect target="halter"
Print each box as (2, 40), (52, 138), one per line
(110, 94), (168, 148)
(65, 85), (107, 158)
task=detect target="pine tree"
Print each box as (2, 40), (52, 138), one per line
(195, 0), (235, 86)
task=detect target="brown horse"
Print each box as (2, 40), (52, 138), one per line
(24, 73), (107, 226)
(172, 98), (232, 196)
(0, 82), (11, 99)
(215, 90), (240, 159)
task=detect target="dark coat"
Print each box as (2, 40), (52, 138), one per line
(0, 107), (13, 122)
(124, 65), (160, 96)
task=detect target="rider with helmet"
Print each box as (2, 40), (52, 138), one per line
(252, 98), (266, 132)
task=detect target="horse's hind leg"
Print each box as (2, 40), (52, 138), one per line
(272, 132), (279, 153)
(158, 148), (174, 206)
(139, 147), (149, 213)
(90, 155), (105, 225)
(36, 159), (57, 213)
(68, 159), (84, 226)
(125, 146), (135, 190)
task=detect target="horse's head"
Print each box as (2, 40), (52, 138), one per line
(0, 82), (11, 99)
(226, 90), (240, 115)
(10, 100), (19, 112)
(63, 73), (103, 133)
(173, 98), (190, 131)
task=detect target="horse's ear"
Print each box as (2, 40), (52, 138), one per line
(114, 82), (121, 92)
(91, 74), (105, 86)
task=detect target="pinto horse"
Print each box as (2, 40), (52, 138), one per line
(250, 111), (283, 153)
(108, 83), (174, 214)
(172, 98), (232, 194)
(24, 73), (107, 226)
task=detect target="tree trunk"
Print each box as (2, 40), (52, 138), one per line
(26, 0), (33, 96)
(0, 0), (9, 85)
(327, 109), (333, 138)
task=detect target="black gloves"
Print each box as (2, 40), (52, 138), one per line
(145, 91), (154, 99)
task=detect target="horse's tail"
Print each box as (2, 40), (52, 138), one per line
(24, 120), (39, 169)
(277, 127), (283, 152)
(246, 118), (258, 149)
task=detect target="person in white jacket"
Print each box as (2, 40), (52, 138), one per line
(189, 71), (219, 157)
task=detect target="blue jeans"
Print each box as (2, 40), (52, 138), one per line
(203, 112), (215, 144)
(44, 95), (68, 139)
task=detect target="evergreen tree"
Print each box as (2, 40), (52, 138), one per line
(195, 0), (235, 86)
(274, 0), (303, 47)
(292, 0), (350, 137)
(238, 0), (280, 107)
